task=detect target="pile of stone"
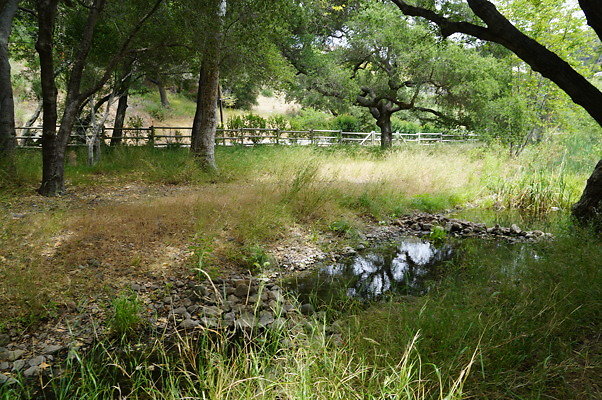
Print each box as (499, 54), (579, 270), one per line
(393, 213), (552, 242)
(0, 275), (318, 384)
(136, 276), (309, 332)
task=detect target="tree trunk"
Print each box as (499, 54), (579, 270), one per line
(157, 79), (169, 108)
(376, 113), (393, 149)
(21, 100), (42, 146)
(572, 159), (602, 226)
(191, 61), (219, 171)
(0, 0), (19, 159)
(111, 89), (128, 146)
(190, 0), (224, 172)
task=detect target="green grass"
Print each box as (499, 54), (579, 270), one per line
(0, 317), (470, 400)
(110, 292), (143, 337)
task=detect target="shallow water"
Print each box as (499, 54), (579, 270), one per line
(287, 237), (454, 302)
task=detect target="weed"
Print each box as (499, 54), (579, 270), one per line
(110, 292), (143, 337)
(428, 225), (448, 243)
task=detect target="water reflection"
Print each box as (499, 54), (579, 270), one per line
(289, 237), (453, 301)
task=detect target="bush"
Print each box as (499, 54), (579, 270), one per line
(331, 114), (361, 132)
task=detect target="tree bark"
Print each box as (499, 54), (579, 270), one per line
(0, 0), (19, 159)
(376, 112), (393, 149)
(190, 0), (224, 172)
(111, 89), (128, 146)
(191, 61), (219, 171)
(157, 79), (169, 108)
(572, 159), (602, 226)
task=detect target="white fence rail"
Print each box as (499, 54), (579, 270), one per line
(15, 126), (480, 148)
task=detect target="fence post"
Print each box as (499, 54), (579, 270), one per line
(149, 126), (155, 147)
(338, 130), (343, 144)
(310, 129), (315, 145)
(276, 129), (280, 145)
(371, 131), (375, 146)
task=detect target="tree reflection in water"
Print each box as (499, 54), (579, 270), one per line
(322, 238), (453, 298)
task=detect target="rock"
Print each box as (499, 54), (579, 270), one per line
(235, 283), (250, 298)
(0, 334), (9, 347)
(532, 230), (544, 237)
(0, 362), (9, 371)
(510, 224), (522, 234)
(130, 283), (144, 292)
(0, 373), (16, 385)
(200, 306), (223, 318)
(300, 303), (315, 315)
(1, 350), (25, 362)
(179, 319), (200, 329)
(235, 313), (257, 330)
(342, 246), (356, 256)
(12, 360), (26, 372)
(181, 298), (193, 307)
(200, 317), (218, 329)
(28, 356), (45, 367)
(41, 345), (63, 355)
(421, 223), (433, 231)
(258, 311), (274, 327)
(171, 307), (188, 316)
(271, 318), (286, 330)
(23, 366), (40, 377)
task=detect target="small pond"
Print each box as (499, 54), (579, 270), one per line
(286, 237), (454, 303)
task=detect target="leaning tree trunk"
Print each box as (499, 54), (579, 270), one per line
(190, 61), (219, 171)
(572, 159), (602, 226)
(157, 79), (169, 108)
(376, 113), (393, 149)
(111, 89), (128, 146)
(0, 0), (19, 159)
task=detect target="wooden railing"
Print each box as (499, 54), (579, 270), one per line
(15, 126), (481, 148)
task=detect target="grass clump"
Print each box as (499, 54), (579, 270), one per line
(110, 292), (143, 337)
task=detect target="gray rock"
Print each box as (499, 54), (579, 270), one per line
(23, 366), (40, 377)
(510, 224), (522, 234)
(271, 318), (286, 330)
(235, 313), (257, 330)
(130, 283), (144, 292)
(181, 298), (193, 307)
(41, 345), (63, 355)
(12, 360), (26, 372)
(258, 311), (274, 327)
(0, 362), (9, 371)
(28, 356), (45, 367)
(200, 317), (218, 329)
(234, 283), (250, 298)
(2, 350), (25, 362)
(300, 303), (315, 315)
(200, 306), (223, 317)
(179, 319), (200, 329)
(0, 373), (17, 385)
(0, 334), (9, 347)
(171, 307), (188, 316)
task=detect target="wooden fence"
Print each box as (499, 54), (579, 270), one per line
(15, 126), (480, 148)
